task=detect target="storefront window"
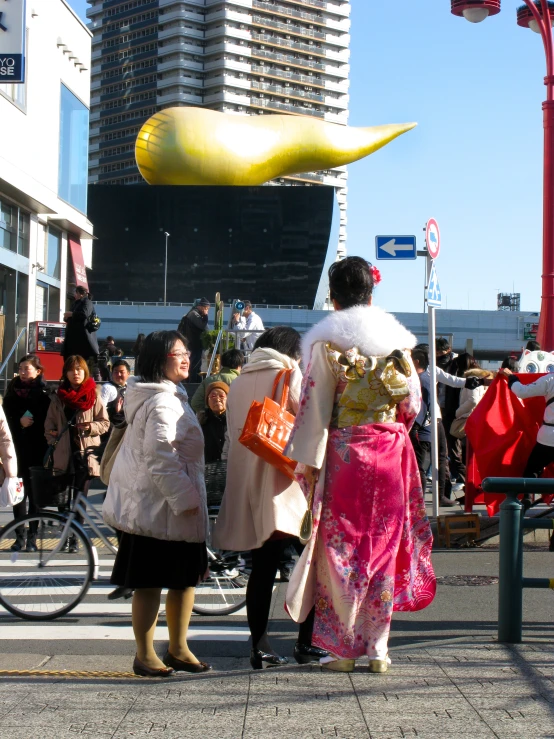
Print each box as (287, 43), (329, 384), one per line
(16, 272), (28, 362)
(58, 84), (89, 214)
(0, 81), (26, 110)
(36, 280), (60, 323)
(48, 285), (60, 322)
(46, 227), (61, 279)
(18, 211), (30, 257)
(0, 201), (16, 253)
(35, 282), (47, 322)
(0, 266), (16, 362)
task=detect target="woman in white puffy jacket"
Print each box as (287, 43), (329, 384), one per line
(103, 331), (210, 677)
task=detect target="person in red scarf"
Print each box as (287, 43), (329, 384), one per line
(45, 355), (109, 552)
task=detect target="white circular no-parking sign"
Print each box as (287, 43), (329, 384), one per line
(425, 218), (440, 260)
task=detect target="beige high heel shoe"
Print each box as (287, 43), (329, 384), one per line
(369, 658), (389, 673)
(320, 656), (356, 673)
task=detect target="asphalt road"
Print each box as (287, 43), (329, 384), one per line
(0, 489), (552, 672)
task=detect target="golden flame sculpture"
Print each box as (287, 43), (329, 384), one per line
(135, 107), (416, 186)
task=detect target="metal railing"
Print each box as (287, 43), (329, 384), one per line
(95, 301), (309, 310)
(481, 477), (554, 644)
(0, 328), (27, 396)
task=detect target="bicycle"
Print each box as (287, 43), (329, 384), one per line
(0, 484), (249, 621)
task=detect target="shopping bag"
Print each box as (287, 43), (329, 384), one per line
(0, 477), (24, 507)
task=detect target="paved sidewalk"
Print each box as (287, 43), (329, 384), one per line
(0, 547), (553, 738)
(0, 639), (553, 738)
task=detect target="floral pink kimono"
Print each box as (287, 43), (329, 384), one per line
(285, 305), (436, 661)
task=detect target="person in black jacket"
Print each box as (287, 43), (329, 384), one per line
(3, 354), (51, 551)
(198, 381), (228, 463)
(177, 298), (209, 382)
(63, 286), (99, 366)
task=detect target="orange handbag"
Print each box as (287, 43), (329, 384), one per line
(239, 368), (298, 480)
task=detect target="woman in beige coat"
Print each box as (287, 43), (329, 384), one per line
(214, 327), (327, 669)
(45, 355), (109, 551)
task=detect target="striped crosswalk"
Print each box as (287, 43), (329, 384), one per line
(0, 556), (251, 642)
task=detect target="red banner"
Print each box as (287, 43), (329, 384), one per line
(69, 238), (89, 290)
(466, 374), (554, 515)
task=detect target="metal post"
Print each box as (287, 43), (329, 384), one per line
(163, 231), (170, 307)
(520, 0), (554, 350)
(427, 255), (439, 517)
(498, 492), (523, 644)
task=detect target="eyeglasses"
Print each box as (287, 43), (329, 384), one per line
(167, 352), (190, 360)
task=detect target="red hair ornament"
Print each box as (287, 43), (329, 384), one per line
(371, 266), (382, 285)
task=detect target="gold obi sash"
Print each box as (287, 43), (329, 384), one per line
(326, 344), (412, 429)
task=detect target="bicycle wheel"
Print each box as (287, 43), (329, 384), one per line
(193, 512), (249, 616)
(0, 513), (94, 620)
(193, 548), (250, 616)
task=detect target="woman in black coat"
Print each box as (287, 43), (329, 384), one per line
(63, 286), (99, 364)
(3, 354), (51, 551)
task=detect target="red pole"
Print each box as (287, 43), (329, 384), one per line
(538, 96), (554, 351)
(530, 0), (554, 349)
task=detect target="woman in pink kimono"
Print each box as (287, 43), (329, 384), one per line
(285, 257), (436, 673)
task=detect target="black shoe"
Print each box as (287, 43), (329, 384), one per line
(279, 567), (293, 583)
(108, 587), (133, 601)
(68, 536), (79, 554)
(60, 538), (70, 553)
(10, 537), (25, 552)
(250, 648), (289, 670)
(25, 538), (37, 553)
(132, 656), (174, 678)
(294, 642), (329, 664)
(162, 651), (212, 673)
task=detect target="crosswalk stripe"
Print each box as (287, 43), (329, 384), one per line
(0, 602), (248, 617)
(0, 624), (250, 641)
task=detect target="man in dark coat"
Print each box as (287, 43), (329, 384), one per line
(178, 298), (210, 382)
(63, 286), (99, 364)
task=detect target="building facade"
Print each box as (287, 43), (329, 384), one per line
(0, 0), (93, 365)
(87, 0), (350, 257)
(87, 184), (335, 306)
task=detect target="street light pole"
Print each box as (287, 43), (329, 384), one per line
(163, 231), (170, 306)
(451, 0), (554, 350)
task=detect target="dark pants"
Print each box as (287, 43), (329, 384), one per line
(523, 442), (554, 477)
(523, 442), (554, 548)
(13, 471), (38, 540)
(279, 538), (303, 572)
(410, 420), (449, 499)
(189, 347), (203, 383)
(443, 412), (466, 483)
(246, 537), (314, 649)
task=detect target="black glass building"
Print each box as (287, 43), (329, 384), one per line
(87, 185), (335, 307)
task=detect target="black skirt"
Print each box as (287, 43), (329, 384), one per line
(111, 532), (208, 590)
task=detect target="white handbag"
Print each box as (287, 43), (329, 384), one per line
(0, 477), (24, 507)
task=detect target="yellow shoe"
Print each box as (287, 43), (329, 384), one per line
(369, 658), (389, 673)
(321, 658), (355, 673)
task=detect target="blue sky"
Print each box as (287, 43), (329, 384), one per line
(69, 0), (546, 314)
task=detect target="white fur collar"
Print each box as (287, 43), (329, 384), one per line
(302, 305), (416, 368)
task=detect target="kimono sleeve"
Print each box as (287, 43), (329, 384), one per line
(395, 353), (421, 431)
(284, 341), (336, 470)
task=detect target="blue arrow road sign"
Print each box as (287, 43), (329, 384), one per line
(375, 236), (417, 260)
(427, 263), (442, 308)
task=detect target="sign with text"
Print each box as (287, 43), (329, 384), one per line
(69, 238), (89, 290)
(0, 0), (25, 82)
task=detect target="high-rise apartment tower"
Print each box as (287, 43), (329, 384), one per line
(87, 0), (351, 257)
